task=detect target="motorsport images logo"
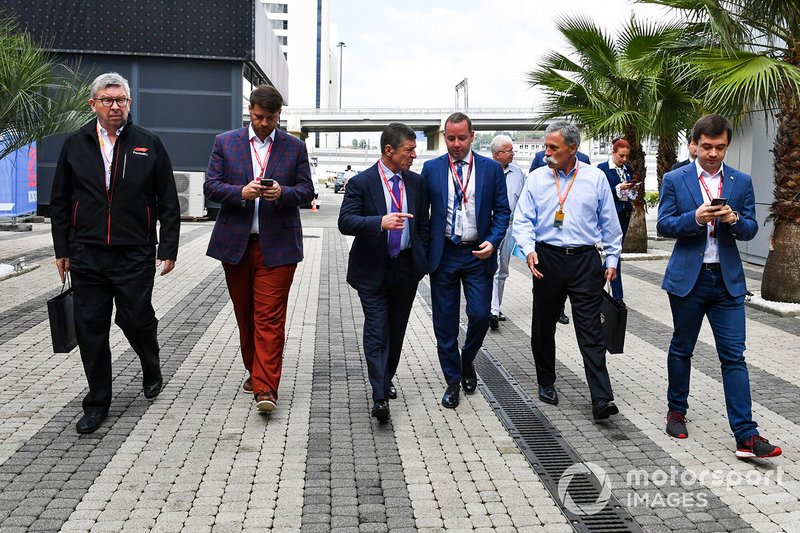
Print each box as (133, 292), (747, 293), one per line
(558, 462), (785, 516)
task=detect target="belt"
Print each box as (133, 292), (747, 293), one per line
(445, 239), (479, 249)
(702, 262), (721, 271)
(536, 242), (596, 255)
(249, 234), (260, 242)
(389, 249), (412, 260)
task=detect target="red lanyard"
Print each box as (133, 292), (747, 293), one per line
(698, 172), (723, 202)
(448, 152), (474, 204)
(250, 137), (273, 178)
(553, 162), (580, 208)
(377, 162), (405, 211)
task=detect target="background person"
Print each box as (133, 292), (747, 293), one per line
(50, 72), (180, 434)
(489, 135), (525, 330)
(422, 112), (510, 409)
(597, 138), (636, 302)
(657, 114), (781, 458)
(338, 123), (429, 422)
(204, 85), (314, 414)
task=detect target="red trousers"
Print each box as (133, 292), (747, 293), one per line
(223, 240), (296, 398)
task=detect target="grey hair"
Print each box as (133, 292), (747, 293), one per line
(490, 135), (513, 154)
(545, 121), (581, 147)
(91, 72), (131, 98)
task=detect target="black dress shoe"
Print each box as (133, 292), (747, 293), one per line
(592, 399), (619, 420)
(388, 381), (397, 400)
(371, 400), (390, 422)
(442, 384), (460, 409)
(558, 311), (570, 325)
(538, 384), (559, 405)
(76, 411), (107, 434)
(461, 360), (477, 394)
(490, 315), (499, 331)
(143, 377), (163, 399)
(498, 312), (507, 321)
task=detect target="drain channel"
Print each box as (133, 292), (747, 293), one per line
(474, 348), (642, 533)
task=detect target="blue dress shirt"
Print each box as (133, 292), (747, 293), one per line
(512, 161), (623, 268)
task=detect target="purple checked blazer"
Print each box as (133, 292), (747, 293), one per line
(204, 127), (315, 266)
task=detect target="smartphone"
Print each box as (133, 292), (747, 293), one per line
(710, 197), (728, 206)
(261, 178), (274, 187)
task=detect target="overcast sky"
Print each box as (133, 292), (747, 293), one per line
(330, 0), (676, 109)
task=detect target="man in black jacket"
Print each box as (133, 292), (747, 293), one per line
(50, 72), (180, 434)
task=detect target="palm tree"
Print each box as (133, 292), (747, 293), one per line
(527, 15), (697, 251)
(638, 0), (800, 301)
(0, 16), (92, 161)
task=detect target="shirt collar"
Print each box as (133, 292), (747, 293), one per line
(249, 125), (275, 145)
(97, 120), (124, 137)
(695, 159), (723, 180)
(556, 157), (580, 179)
(378, 160), (401, 180)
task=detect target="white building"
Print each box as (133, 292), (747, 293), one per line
(261, 0), (340, 149)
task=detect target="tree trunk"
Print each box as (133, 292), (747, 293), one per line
(760, 46), (800, 302)
(656, 136), (677, 194)
(762, 222), (800, 303)
(623, 126), (648, 252)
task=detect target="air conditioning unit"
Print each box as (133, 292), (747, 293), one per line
(173, 171), (207, 218)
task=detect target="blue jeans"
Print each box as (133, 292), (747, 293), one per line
(667, 269), (758, 441)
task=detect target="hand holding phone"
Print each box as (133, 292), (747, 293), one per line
(262, 178), (274, 188)
(710, 197), (728, 207)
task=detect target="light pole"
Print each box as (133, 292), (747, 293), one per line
(337, 41), (346, 148)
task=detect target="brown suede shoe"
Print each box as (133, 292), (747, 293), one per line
(255, 391), (277, 412)
(242, 376), (253, 393)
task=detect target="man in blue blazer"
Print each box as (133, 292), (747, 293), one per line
(339, 123), (429, 422)
(423, 113), (510, 408)
(597, 139), (636, 302)
(204, 85), (314, 414)
(658, 114), (781, 459)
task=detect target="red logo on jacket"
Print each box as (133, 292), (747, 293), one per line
(132, 147), (149, 156)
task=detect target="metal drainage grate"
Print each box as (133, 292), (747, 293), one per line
(474, 348), (642, 533)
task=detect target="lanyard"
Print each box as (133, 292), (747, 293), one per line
(96, 124), (113, 173)
(698, 172), (723, 202)
(553, 162), (580, 209)
(250, 137), (273, 178)
(448, 152), (474, 205)
(377, 162), (405, 212)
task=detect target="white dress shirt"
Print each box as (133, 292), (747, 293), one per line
(96, 120), (124, 189)
(445, 151), (478, 241)
(695, 159), (723, 264)
(378, 160), (410, 251)
(249, 125), (275, 235)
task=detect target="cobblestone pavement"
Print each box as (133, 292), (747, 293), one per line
(0, 212), (797, 532)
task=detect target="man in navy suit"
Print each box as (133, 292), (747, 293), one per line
(338, 123), (429, 422)
(204, 85), (314, 414)
(597, 138), (637, 302)
(422, 113), (510, 408)
(658, 114), (781, 458)
(671, 139), (697, 171)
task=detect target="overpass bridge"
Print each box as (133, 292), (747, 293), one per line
(277, 107), (549, 150)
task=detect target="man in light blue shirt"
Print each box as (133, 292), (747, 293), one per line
(489, 135), (525, 330)
(513, 121), (622, 419)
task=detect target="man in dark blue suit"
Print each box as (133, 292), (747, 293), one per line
(597, 139), (637, 302)
(423, 113), (510, 408)
(658, 114), (781, 458)
(338, 123), (429, 422)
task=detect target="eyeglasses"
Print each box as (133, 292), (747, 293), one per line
(496, 149), (515, 154)
(95, 97), (130, 108)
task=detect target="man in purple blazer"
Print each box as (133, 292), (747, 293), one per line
(204, 85), (314, 413)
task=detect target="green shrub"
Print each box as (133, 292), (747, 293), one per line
(645, 191), (659, 208)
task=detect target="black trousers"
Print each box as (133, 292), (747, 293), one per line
(357, 251), (418, 401)
(530, 244), (613, 402)
(70, 243), (161, 414)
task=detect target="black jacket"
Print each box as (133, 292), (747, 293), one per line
(51, 117), (180, 260)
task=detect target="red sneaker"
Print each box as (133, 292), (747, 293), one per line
(736, 435), (782, 459)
